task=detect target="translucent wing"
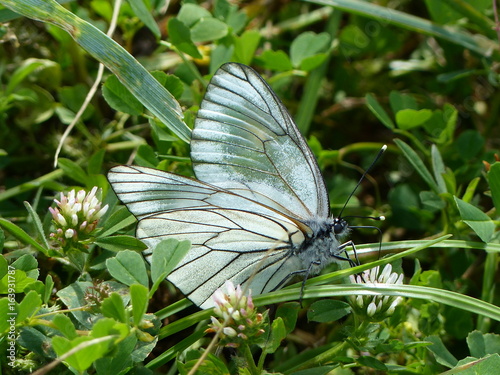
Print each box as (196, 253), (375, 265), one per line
(108, 165), (307, 308)
(191, 63), (329, 221)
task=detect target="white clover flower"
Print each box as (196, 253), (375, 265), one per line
(348, 264), (404, 321)
(49, 186), (108, 246)
(206, 281), (266, 348)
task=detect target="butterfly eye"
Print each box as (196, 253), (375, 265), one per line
(332, 219), (347, 235)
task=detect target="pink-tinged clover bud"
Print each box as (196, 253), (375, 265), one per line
(207, 281), (268, 348)
(49, 186), (108, 248)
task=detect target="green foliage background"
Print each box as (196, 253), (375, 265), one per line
(1, 0), (500, 374)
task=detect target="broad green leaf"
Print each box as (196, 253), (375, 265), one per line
(389, 90), (418, 112)
(152, 71), (184, 100)
(265, 317), (287, 354)
(87, 149), (106, 175)
(307, 300), (351, 323)
(275, 302), (300, 335)
(53, 313), (78, 339)
(57, 281), (94, 328)
(454, 355), (500, 375)
(98, 206), (137, 238)
(467, 331), (486, 358)
(467, 331), (500, 358)
(57, 158), (88, 185)
(210, 44), (234, 73)
(191, 18), (228, 43)
(420, 191), (445, 212)
(17, 290), (42, 322)
(426, 335), (458, 368)
(233, 30), (261, 65)
(106, 250), (148, 287)
(43, 274), (54, 305)
(257, 50), (293, 71)
(94, 335), (137, 375)
(365, 93), (395, 129)
(225, 5), (247, 34)
(300, 53), (328, 71)
(101, 292), (127, 323)
(454, 196), (495, 243)
(455, 130), (484, 160)
(151, 239), (191, 284)
(0, 256), (7, 279)
(424, 0), (492, 31)
(52, 336), (112, 372)
(130, 284), (149, 326)
(168, 18), (202, 59)
(102, 75), (144, 116)
(177, 3), (211, 27)
(91, 317), (129, 339)
(127, 0), (160, 37)
(135, 144), (160, 167)
(443, 306), (473, 339)
(395, 109), (433, 130)
(357, 356), (387, 370)
(0, 268), (36, 294)
(18, 327), (53, 358)
(290, 32), (330, 68)
(95, 235), (147, 252)
(11, 254), (38, 279)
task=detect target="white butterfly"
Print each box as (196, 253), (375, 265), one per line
(108, 63), (372, 309)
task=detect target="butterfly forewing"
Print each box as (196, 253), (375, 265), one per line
(191, 63), (329, 221)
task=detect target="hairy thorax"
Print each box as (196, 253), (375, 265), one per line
(297, 217), (351, 275)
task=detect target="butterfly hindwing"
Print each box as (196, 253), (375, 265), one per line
(191, 63), (329, 221)
(108, 165), (307, 308)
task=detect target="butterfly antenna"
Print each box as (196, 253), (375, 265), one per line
(349, 224), (384, 256)
(338, 145), (387, 218)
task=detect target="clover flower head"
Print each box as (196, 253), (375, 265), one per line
(206, 281), (266, 348)
(348, 264), (404, 321)
(49, 186), (108, 246)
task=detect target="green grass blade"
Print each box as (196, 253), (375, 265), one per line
(302, 0), (499, 59)
(257, 284), (500, 322)
(394, 139), (439, 193)
(1, 0), (191, 143)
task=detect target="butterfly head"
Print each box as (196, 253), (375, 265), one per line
(332, 217), (349, 237)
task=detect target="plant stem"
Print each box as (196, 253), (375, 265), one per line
(241, 343), (260, 375)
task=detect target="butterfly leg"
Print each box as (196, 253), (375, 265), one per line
(330, 240), (360, 267)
